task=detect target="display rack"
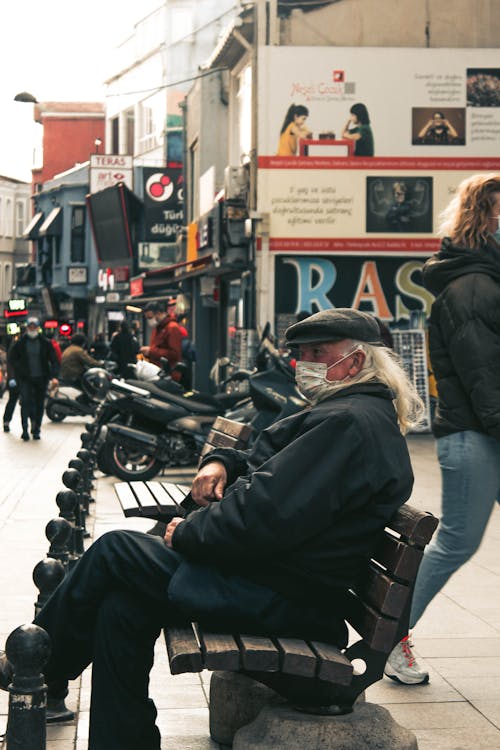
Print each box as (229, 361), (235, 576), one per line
(392, 329), (432, 433)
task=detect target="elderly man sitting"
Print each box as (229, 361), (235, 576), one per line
(0, 308), (423, 750)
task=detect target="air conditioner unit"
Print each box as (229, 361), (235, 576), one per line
(224, 166), (249, 202)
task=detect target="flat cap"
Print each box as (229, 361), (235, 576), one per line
(144, 301), (164, 313)
(285, 308), (382, 347)
(26, 316), (41, 327)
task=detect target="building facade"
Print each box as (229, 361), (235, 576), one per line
(0, 176), (30, 341)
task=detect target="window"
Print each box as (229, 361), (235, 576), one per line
(138, 92), (165, 154)
(70, 206), (86, 263)
(110, 116), (119, 155)
(0, 197), (3, 236)
(5, 198), (13, 237)
(3, 263), (12, 300)
(16, 200), (26, 238)
(125, 109), (135, 155)
(189, 139), (199, 220)
(52, 235), (62, 266)
(236, 66), (252, 163)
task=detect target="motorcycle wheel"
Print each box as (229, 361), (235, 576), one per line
(96, 443), (112, 475)
(46, 401), (67, 423)
(103, 439), (163, 481)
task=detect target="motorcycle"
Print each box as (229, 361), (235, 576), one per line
(100, 324), (307, 481)
(82, 367), (255, 481)
(45, 360), (118, 422)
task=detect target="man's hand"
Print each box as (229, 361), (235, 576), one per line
(140, 346), (150, 356)
(164, 517), (185, 548)
(191, 461), (227, 506)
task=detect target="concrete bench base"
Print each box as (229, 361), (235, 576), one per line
(232, 702), (418, 750)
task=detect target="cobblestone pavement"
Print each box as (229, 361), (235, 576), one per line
(0, 413), (499, 749)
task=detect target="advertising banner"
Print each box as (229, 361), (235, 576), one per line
(257, 47), (500, 255)
(143, 167), (184, 243)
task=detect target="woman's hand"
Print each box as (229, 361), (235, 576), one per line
(191, 461), (227, 506)
(164, 517), (185, 548)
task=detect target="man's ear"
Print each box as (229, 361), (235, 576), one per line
(349, 349), (366, 375)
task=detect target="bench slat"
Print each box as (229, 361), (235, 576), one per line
(310, 641), (353, 685)
(372, 535), (423, 583)
(199, 630), (240, 671)
(356, 564), (410, 618)
(160, 482), (191, 505)
(238, 635), (280, 672)
(344, 593), (398, 653)
(114, 482), (144, 515)
(387, 506), (439, 547)
(164, 625), (203, 674)
(276, 638), (317, 678)
(130, 481), (161, 509)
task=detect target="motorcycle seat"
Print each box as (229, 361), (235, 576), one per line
(126, 380), (226, 416)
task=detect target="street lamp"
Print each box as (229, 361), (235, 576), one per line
(94, 138), (102, 154)
(14, 91), (39, 104)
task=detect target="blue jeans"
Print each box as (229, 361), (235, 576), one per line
(410, 430), (500, 628)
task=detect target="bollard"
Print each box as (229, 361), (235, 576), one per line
(68, 459), (90, 519)
(45, 517), (72, 568)
(62, 468), (88, 540)
(5, 624), (51, 750)
(77, 449), (96, 496)
(32, 559), (65, 617)
(55, 489), (80, 565)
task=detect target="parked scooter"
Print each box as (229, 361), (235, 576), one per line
(82, 366), (255, 481)
(100, 324), (306, 481)
(45, 360), (117, 422)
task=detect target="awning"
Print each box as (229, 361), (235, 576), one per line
(38, 206), (63, 237)
(22, 212), (44, 239)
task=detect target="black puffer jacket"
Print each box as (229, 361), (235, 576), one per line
(172, 382), (413, 603)
(422, 237), (500, 440)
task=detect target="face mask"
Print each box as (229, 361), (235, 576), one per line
(147, 317), (157, 328)
(295, 349), (359, 401)
(27, 329), (39, 339)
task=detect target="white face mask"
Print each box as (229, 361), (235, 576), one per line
(27, 329), (39, 339)
(146, 317), (157, 329)
(295, 349), (359, 401)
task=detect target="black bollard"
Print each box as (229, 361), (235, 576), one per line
(55, 489), (80, 564)
(45, 517), (72, 568)
(5, 624), (51, 750)
(77, 449), (95, 496)
(32, 559), (65, 617)
(62, 468), (89, 539)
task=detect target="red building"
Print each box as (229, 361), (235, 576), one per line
(31, 101), (105, 189)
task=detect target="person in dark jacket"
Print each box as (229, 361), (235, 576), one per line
(10, 317), (59, 440)
(60, 334), (101, 384)
(109, 321), (140, 377)
(2, 331), (22, 432)
(0, 308), (423, 748)
(386, 172), (500, 686)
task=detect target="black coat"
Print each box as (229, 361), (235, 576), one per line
(422, 237), (500, 440)
(172, 382), (413, 603)
(11, 334), (60, 382)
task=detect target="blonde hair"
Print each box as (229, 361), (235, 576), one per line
(321, 340), (425, 435)
(438, 173), (500, 248)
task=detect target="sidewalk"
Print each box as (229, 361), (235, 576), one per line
(1, 414), (500, 749)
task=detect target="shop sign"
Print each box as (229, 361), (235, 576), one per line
(130, 277), (144, 297)
(67, 266), (88, 285)
(274, 255), (435, 339)
(143, 167), (184, 243)
(90, 154), (133, 194)
(106, 292), (120, 303)
(8, 299), (26, 312)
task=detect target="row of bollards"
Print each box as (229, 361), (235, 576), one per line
(4, 437), (98, 750)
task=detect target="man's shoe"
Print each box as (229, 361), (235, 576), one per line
(33, 432), (41, 440)
(0, 651), (13, 691)
(46, 697), (75, 723)
(21, 431), (30, 441)
(3, 423), (9, 433)
(384, 635), (429, 685)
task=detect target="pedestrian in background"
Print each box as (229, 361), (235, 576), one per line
(141, 300), (183, 376)
(10, 317), (59, 441)
(109, 321), (140, 377)
(386, 172), (500, 685)
(90, 332), (109, 359)
(2, 332), (21, 432)
(60, 334), (101, 386)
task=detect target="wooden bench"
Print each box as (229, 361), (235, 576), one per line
(113, 416), (438, 716)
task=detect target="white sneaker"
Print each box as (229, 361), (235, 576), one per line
(384, 635), (429, 685)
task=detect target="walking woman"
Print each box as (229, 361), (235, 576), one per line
(385, 173), (500, 684)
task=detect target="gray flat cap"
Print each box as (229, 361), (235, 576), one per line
(285, 308), (382, 347)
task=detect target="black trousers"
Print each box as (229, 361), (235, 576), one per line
(19, 377), (47, 432)
(34, 529), (345, 750)
(3, 385), (19, 424)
